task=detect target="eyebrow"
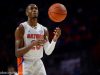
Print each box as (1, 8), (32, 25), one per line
(29, 5), (38, 9)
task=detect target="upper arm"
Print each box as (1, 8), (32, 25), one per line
(15, 24), (24, 51)
(44, 27), (49, 41)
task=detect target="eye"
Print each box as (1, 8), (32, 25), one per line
(30, 7), (33, 10)
(34, 7), (38, 10)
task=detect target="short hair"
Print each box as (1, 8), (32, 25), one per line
(26, 4), (37, 12)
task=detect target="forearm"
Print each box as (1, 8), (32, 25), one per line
(44, 40), (56, 55)
(43, 27), (61, 55)
(15, 43), (34, 57)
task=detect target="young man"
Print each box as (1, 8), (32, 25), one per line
(15, 4), (61, 75)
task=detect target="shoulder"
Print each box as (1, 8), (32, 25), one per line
(21, 21), (27, 25)
(16, 24), (24, 31)
(16, 21), (27, 31)
(15, 23), (25, 35)
(38, 23), (48, 31)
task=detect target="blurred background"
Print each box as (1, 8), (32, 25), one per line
(0, 0), (99, 75)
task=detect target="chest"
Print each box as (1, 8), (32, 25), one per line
(24, 25), (44, 40)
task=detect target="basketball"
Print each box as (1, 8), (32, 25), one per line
(48, 3), (67, 22)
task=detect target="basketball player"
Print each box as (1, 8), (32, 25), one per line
(15, 4), (61, 75)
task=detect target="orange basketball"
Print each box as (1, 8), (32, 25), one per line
(48, 3), (67, 22)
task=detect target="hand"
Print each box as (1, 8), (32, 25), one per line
(53, 27), (61, 42)
(37, 40), (45, 46)
(32, 40), (45, 46)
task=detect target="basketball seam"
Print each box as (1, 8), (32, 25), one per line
(49, 12), (59, 22)
(48, 9), (67, 13)
(49, 12), (67, 15)
(53, 6), (67, 12)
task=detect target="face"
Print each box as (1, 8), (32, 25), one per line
(26, 4), (38, 18)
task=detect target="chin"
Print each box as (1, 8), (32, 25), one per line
(33, 15), (38, 18)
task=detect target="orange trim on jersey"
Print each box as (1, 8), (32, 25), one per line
(27, 34), (44, 39)
(17, 57), (23, 75)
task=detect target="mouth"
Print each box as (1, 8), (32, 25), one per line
(33, 13), (38, 16)
(32, 12), (37, 14)
(32, 13), (38, 18)
(33, 13), (37, 14)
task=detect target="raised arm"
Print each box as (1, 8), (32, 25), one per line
(43, 27), (61, 55)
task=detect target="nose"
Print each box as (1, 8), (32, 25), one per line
(32, 9), (37, 13)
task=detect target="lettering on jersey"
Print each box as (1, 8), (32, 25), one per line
(31, 40), (44, 50)
(27, 34), (44, 39)
(27, 34), (44, 50)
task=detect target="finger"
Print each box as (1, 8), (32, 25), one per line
(55, 29), (60, 33)
(54, 30), (56, 32)
(56, 27), (60, 29)
(53, 32), (58, 36)
(56, 28), (61, 31)
(38, 40), (45, 44)
(53, 32), (56, 34)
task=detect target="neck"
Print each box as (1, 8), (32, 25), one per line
(28, 18), (38, 27)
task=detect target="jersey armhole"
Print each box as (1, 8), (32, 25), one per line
(19, 23), (25, 35)
(19, 23), (25, 47)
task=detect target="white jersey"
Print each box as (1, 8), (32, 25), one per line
(21, 21), (46, 60)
